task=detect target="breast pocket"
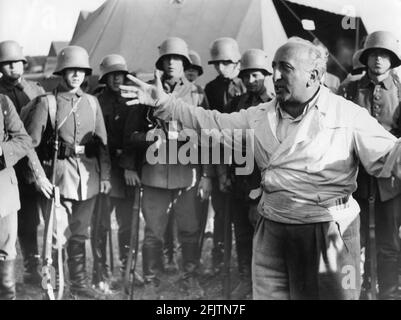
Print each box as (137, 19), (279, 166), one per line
(306, 127), (351, 173)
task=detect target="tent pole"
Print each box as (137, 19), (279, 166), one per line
(355, 17), (360, 50)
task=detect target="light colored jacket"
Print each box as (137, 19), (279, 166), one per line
(154, 85), (401, 224)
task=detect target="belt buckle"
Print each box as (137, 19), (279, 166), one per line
(75, 145), (85, 155)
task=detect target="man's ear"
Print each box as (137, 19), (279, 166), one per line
(307, 69), (319, 87)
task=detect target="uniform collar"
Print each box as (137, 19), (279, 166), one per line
(162, 76), (186, 93)
(0, 77), (25, 91)
(359, 73), (394, 90)
(56, 83), (84, 98)
(250, 87), (271, 103)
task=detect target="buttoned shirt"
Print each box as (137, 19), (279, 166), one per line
(154, 85), (401, 224)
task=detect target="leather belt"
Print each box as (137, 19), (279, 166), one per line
(323, 195), (350, 209)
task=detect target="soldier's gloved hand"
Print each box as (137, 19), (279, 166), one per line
(120, 71), (169, 107)
(198, 176), (212, 201)
(100, 180), (112, 194)
(124, 169), (141, 187)
(36, 176), (53, 199)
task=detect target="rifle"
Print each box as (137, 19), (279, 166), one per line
(41, 119), (64, 300)
(222, 192), (232, 300)
(106, 196), (114, 274)
(91, 193), (106, 287)
(367, 176), (378, 299)
(198, 197), (210, 261)
(123, 187), (142, 299)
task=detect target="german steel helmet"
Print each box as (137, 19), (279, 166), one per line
(188, 50), (203, 75)
(0, 40), (27, 64)
(208, 37), (241, 64)
(99, 54), (128, 83)
(54, 46), (92, 75)
(155, 37), (191, 70)
(352, 49), (365, 73)
(239, 49), (272, 77)
(359, 31), (401, 68)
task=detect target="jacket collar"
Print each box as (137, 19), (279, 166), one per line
(56, 83), (84, 98)
(358, 73), (394, 90)
(0, 76), (26, 91)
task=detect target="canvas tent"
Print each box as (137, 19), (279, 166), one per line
(43, 41), (69, 76)
(69, 0), (287, 87)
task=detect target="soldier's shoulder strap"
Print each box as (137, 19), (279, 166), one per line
(84, 93), (98, 133)
(46, 94), (57, 130)
(47, 93), (98, 131)
(20, 93), (50, 123)
(23, 79), (45, 100)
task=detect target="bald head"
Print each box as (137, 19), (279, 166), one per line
(272, 38), (324, 105)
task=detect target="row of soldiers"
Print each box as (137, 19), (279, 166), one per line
(0, 29), (400, 300)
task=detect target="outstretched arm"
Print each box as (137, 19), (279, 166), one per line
(120, 73), (251, 136)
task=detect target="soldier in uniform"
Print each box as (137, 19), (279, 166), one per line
(222, 49), (273, 299)
(0, 40), (45, 285)
(0, 94), (32, 299)
(185, 50), (204, 84)
(203, 37), (246, 276)
(91, 54), (141, 292)
(122, 37), (212, 299)
(24, 46), (111, 299)
(339, 31), (401, 299)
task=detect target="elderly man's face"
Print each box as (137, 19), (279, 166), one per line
(367, 49), (392, 75)
(272, 43), (314, 104)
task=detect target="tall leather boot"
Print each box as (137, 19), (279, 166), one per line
(19, 231), (41, 285)
(163, 215), (179, 274)
(231, 263), (252, 300)
(91, 231), (111, 292)
(67, 240), (101, 300)
(111, 230), (143, 289)
(204, 241), (224, 276)
(378, 259), (399, 300)
(181, 242), (204, 300)
(141, 245), (162, 300)
(231, 240), (252, 300)
(0, 260), (16, 300)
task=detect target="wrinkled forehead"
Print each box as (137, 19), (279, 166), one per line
(273, 42), (312, 67)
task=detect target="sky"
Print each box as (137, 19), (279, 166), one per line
(0, 0), (106, 56)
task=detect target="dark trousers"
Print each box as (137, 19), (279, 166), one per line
(210, 181), (225, 262)
(231, 196), (254, 276)
(142, 185), (200, 280)
(358, 193), (401, 299)
(92, 195), (134, 263)
(253, 215), (361, 300)
(17, 184), (41, 260)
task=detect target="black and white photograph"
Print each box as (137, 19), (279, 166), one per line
(0, 0), (401, 305)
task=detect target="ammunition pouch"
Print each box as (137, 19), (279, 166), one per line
(84, 137), (101, 159)
(40, 137), (101, 161)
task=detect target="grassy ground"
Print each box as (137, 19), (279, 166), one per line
(15, 214), (245, 300)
